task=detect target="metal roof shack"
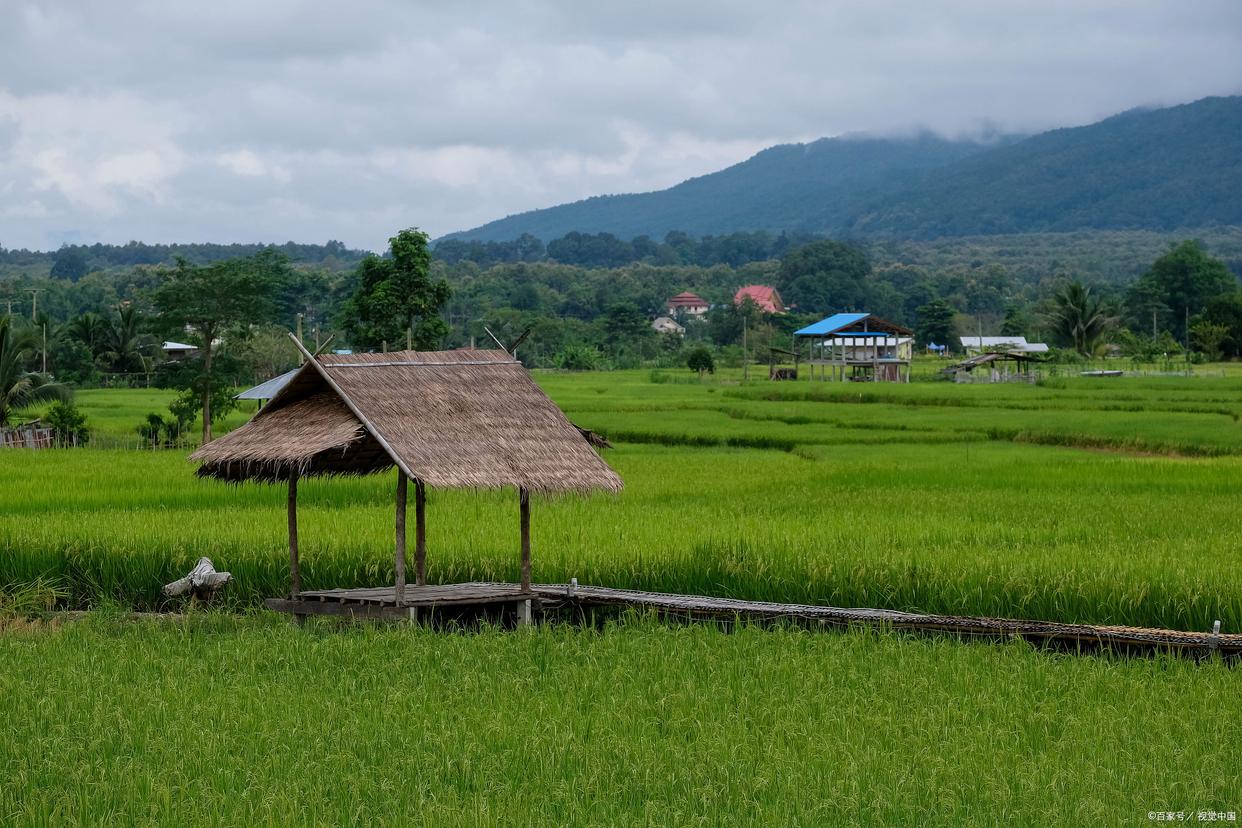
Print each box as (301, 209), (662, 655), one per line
(944, 350), (1044, 384)
(192, 341), (621, 610)
(794, 313), (914, 383)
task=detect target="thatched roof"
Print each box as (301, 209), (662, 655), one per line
(192, 349), (622, 494)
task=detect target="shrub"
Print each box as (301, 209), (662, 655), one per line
(44, 401), (89, 447)
(686, 347), (715, 375)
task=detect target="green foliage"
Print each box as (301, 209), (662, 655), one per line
(776, 240), (871, 314)
(1201, 292), (1242, 358)
(342, 228), (450, 351)
(43, 401), (88, 446)
(914, 299), (955, 348)
(686, 346), (715, 374)
(153, 250), (288, 442)
(1046, 281), (1115, 356)
(0, 317), (69, 426)
(1190, 320), (1229, 361)
(554, 344), (603, 371)
(1129, 240), (1236, 340)
(49, 246), (89, 281)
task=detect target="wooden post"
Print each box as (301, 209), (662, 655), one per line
(415, 479), (427, 587)
(395, 470), (407, 604)
(519, 487), (531, 593)
(288, 472), (301, 595)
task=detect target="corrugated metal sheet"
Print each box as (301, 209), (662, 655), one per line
(793, 312), (870, 336)
(235, 368), (299, 400)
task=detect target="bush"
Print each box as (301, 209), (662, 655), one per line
(686, 347), (715, 375)
(44, 401), (89, 447)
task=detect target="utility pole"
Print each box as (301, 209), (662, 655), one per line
(742, 315), (749, 382)
(41, 323), (47, 373)
(1151, 308), (1157, 339)
(26, 288), (44, 321)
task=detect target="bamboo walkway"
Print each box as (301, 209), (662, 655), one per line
(266, 581), (1242, 656)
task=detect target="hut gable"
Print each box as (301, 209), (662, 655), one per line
(192, 349), (622, 494)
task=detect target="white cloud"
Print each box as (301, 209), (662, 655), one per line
(0, 0), (1238, 249)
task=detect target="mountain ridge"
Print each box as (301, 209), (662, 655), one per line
(443, 95), (1242, 244)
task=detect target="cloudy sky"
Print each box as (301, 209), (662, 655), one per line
(1, 1), (1239, 251)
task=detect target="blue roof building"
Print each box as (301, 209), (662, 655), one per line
(794, 312), (914, 383)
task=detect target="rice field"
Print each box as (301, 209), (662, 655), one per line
(5, 367), (1242, 823)
(2, 614), (1239, 826)
(6, 368), (1242, 630)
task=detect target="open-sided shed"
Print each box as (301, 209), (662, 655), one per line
(794, 312), (914, 382)
(191, 341), (622, 618)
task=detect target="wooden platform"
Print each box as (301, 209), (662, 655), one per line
(266, 581), (1242, 655)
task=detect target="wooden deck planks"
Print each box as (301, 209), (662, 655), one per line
(270, 581), (1242, 655)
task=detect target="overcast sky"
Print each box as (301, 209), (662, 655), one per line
(1, 1), (1239, 251)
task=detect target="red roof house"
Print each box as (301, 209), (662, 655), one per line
(733, 285), (785, 314)
(666, 291), (710, 315)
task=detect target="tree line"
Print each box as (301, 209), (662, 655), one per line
(1, 228), (1240, 446)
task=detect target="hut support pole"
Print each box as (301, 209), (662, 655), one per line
(395, 470), (407, 605)
(415, 480), (426, 587)
(288, 472), (301, 596)
(519, 487), (531, 592)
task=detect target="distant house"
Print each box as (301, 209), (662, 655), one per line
(959, 336), (1049, 355)
(734, 285), (785, 314)
(162, 341), (200, 361)
(651, 317), (686, 336)
(666, 291), (710, 316)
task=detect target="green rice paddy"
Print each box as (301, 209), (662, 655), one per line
(4, 366), (1242, 824)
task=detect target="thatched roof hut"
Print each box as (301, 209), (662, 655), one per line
(191, 342), (621, 606)
(194, 348), (621, 493)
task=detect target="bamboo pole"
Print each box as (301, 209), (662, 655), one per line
(288, 472), (301, 595)
(395, 470), (407, 604)
(415, 479), (426, 587)
(519, 487), (531, 593)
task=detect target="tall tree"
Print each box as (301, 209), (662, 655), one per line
(153, 250), (288, 443)
(98, 305), (149, 373)
(1047, 281), (1114, 356)
(343, 229), (450, 351)
(776, 241), (871, 314)
(915, 299), (956, 349)
(0, 317), (69, 426)
(1129, 241), (1236, 341)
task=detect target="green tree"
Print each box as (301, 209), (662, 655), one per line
(1130, 241), (1236, 340)
(0, 317), (69, 427)
(999, 304), (1031, 338)
(44, 400), (89, 446)
(1189, 320), (1228, 362)
(153, 250), (288, 443)
(343, 229), (450, 351)
(686, 346), (715, 375)
(64, 312), (109, 359)
(776, 241), (871, 314)
(915, 299), (955, 349)
(98, 305), (150, 373)
(1200, 292), (1242, 358)
(1046, 281), (1114, 356)
(50, 246), (89, 282)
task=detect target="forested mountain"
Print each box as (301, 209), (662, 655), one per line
(444, 133), (995, 242)
(446, 96), (1242, 243)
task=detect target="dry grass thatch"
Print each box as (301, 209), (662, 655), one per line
(191, 349), (623, 494)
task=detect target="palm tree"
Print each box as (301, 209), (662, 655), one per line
(64, 312), (108, 360)
(1047, 281), (1115, 356)
(0, 317), (70, 427)
(98, 305), (149, 373)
